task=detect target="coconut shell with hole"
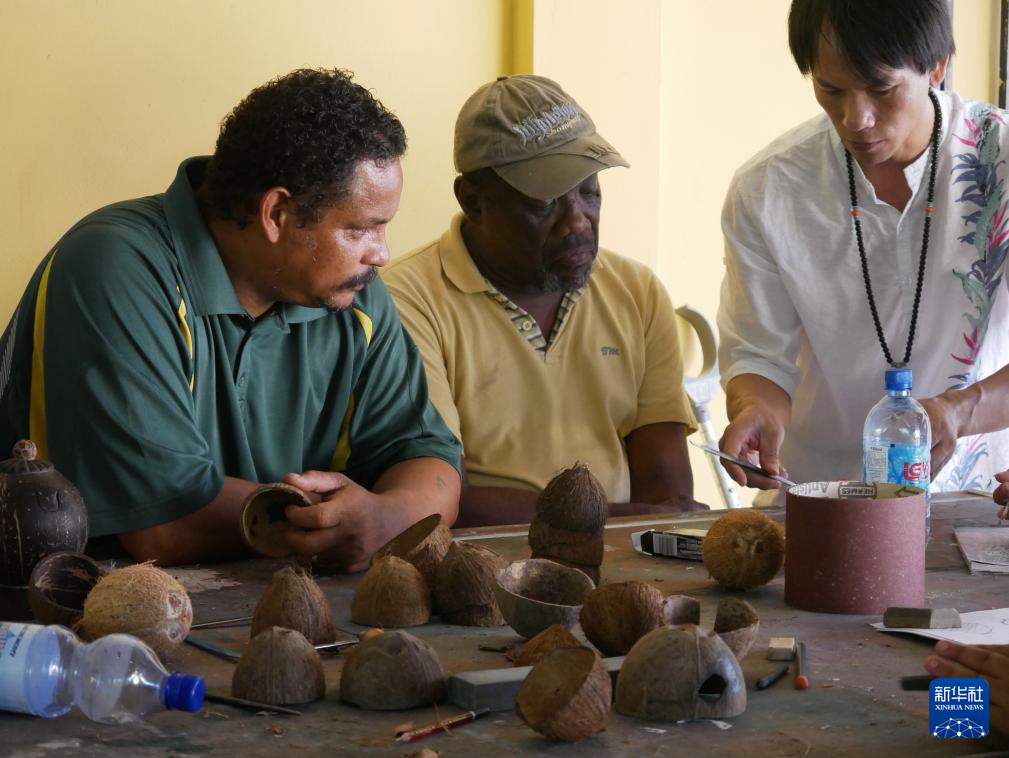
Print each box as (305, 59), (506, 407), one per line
(535, 463), (608, 533)
(28, 551), (104, 627)
(514, 623), (582, 667)
(702, 509), (785, 590)
(339, 630), (447, 710)
(615, 624), (747, 722)
(516, 646), (610, 741)
(80, 563), (192, 658)
(494, 559), (595, 639)
(351, 556), (431, 627)
(580, 581), (666, 656)
(528, 520), (604, 565)
(250, 566), (336, 644)
(239, 483), (313, 558)
(434, 542), (507, 626)
(663, 594), (701, 626)
(373, 513), (452, 591)
(713, 597), (760, 660)
(232, 626), (325, 705)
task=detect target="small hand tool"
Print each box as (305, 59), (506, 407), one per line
(395, 708), (490, 743)
(204, 691), (302, 716)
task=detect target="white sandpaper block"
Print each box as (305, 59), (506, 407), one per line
(767, 637), (796, 661)
(883, 607), (961, 629)
(448, 656), (625, 711)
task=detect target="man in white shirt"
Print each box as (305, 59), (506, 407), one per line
(718, 0), (1009, 497)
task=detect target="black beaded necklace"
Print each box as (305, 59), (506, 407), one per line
(845, 88), (942, 369)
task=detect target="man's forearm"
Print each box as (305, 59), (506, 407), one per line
(455, 485), (539, 528)
(725, 373), (792, 426)
(373, 457), (461, 532)
(943, 363), (1009, 437)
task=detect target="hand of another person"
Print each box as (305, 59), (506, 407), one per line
(719, 406), (788, 490)
(925, 640), (1009, 736)
(920, 393), (962, 478)
(281, 470), (392, 573)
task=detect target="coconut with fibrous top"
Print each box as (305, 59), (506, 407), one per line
(372, 513), (453, 591)
(579, 581), (666, 656)
(232, 626), (325, 705)
(535, 463), (608, 533)
(80, 563), (192, 658)
(250, 566), (336, 644)
(713, 596), (760, 660)
(339, 630), (447, 710)
(515, 646), (611, 741)
(434, 541), (507, 626)
(513, 624), (581, 667)
(351, 556), (431, 627)
(702, 509), (785, 590)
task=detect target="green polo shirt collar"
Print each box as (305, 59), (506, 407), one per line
(163, 157), (327, 326)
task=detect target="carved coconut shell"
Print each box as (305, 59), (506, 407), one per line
(663, 594), (701, 626)
(702, 509), (785, 590)
(434, 542), (507, 626)
(232, 626), (325, 705)
(239, 483), (313, 558)
(528, 520), (604, 565)
(250, 567), (336, 644)
(516, 646), (611, 741)
(81, 563), (192, 658)
(351, 556), (431, 627)
(529, 554), (600, 586)
(513, 624), (581, 667)
(494, 558), (595, 639)
(28, 551), (104, 627)
(713, 597), (760, 660)
(0, 441), (87, 618)
(373, 513), (452, 590)
(339, 630), (447, 710)
(615, 624), (747, 722)
(535, 464), (608, 533)
(580, 581), (667, 656)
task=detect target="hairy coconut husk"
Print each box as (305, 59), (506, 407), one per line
(535, 464), (608, 534)
(615, 625), (747, 722)
(514, 624), (581, 667)
(351, 556), (431, 628)
(340, 630), (447, 710)
(516, 646), (610, 741)
(81, 563), (192, 657)
(494, 559), (595, 639)
(28, 551), (104, 627)
(713, 597), (760, 660)
(702, 509), (785, 590)
(232, 626), (325, 705)
(250, 566), (336, 644)
(528, 520), (604, 565)
(580, 581), (666, 656)
(662, 594), (701, 626)
(373, 513), (452, 591)
(434, 542), (507, 626)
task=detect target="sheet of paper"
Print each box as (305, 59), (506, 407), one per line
(871, 608), (1009, 645)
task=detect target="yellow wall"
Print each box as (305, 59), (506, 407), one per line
(2, 0), (1002, 508)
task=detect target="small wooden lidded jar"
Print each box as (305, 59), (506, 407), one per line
(0, 440), (88, 620)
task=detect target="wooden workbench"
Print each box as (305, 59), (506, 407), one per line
(4, 492), (1009, 756)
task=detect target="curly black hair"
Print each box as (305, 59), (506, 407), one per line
(203, 68), (406, 227)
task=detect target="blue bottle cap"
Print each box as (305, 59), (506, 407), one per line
(884, 368), (912, 391)
(164, 673), (206, 712)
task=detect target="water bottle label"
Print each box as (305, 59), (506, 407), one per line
(864, 443), (930, 487)
(0, 622), (43, 714)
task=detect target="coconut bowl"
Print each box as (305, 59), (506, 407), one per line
(240, 483), (313, 558)
(494, 558), (595, 639)
(28, 551), (105, 626)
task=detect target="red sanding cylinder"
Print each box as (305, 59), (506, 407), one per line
(785, 481), (926, 614)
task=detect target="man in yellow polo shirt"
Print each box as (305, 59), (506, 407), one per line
(384, 75), (706, 526)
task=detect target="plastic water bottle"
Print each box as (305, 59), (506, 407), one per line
(862, 368), (932, 538)
(0, 623), (204, 723)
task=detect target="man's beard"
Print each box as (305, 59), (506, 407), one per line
(323, 266), (378, 312)
(537, 236), (597, 292)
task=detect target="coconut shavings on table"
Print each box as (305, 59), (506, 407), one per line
(871, 608), (1009, 645)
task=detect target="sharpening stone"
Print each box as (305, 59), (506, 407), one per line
(767, 637), (796, 661)
(883, 606), (961, 629)
(448, 656), (625, 711)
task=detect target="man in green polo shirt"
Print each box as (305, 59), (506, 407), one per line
(384, 75), (705, 526)
(0, 68), (461, 570)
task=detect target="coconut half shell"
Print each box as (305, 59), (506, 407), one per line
(580, 581), (666, 657)
(339, 630), (447, 710)
(535, 463), (608, 533)
(513, 624), (581, 667)
(373, 513), (452, 590)
(81, 563), (192, 658)
(434, 542), (506, 626)
(28, 551), (104, 627)
(714, 597), (760, 660)
(250, 567), (336, 644)
(232, 626), (325, 705)
(351, 556), (431, 628)
(662, 594), (701, 626)
(702, 509), (785, 590)
(239, 483), (313, 558)
(516, 646), (610, 741)
(494, 559), (595, 639)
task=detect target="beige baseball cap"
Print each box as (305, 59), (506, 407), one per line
(454, 75), (628, 200)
